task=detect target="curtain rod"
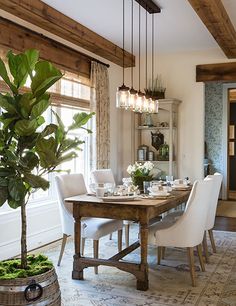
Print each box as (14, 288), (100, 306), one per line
(90, 57), (110, 68)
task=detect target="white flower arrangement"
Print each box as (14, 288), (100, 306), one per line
(127, 161), (154, 177)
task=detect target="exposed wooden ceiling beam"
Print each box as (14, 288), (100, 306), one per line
(196, 62), (236, 82)
(0, 0), (135, 67)
(188, 0), (236, 58)
(0, 17), (91, 78)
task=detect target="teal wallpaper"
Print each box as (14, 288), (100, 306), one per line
(205, 82), (224, 175)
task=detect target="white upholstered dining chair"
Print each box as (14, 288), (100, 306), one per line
(55, 173), (123, 274)
(162, 172), (223, 261)
(91, 168), (132, 248)
(148, 179), (214, 286)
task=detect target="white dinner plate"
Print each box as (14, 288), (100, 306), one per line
(149, 192), (170, 197)
(99, 195), (138, 202)
(172, 185), (190, 189)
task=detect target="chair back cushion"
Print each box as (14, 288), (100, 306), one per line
(91, 169), (115, 184)
(55, 173), (87, 235)
(155, 179), (214, 247)
(204, 172), (223, 230)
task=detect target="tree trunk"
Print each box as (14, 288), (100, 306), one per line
(21, 201), (27, 269)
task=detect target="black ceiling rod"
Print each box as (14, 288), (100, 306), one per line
(134, 0), (161, 14)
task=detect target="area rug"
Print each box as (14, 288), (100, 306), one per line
(217, 200), (236, 218)
(40, 225), (236, 306)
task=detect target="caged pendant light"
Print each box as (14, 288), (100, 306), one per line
(116, 0), (130, 109)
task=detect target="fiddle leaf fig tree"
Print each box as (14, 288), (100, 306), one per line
(0, 49), (94, 269)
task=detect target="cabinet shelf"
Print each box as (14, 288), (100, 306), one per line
(137, 126), (177, 130)
(136, 160), (176, 163)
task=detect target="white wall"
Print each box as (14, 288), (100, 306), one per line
(0, 201), (61, 260)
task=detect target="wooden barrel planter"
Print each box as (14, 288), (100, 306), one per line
(0, 268), (61, 305)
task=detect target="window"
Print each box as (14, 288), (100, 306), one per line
(0, 66), (93, 210)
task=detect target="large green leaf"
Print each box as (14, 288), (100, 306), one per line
(8, 197), (24, 209)
(31, 93), (50, 118)
(7, 49), (39, 88)
(52, 110), (65, 132)
(20, 151), (39, 170)
(19, 93), (36, 118)
(41, 124), (58, 138)
(24, 49), (39, 79)
(69, 112), (95, 131)
(57, 152), (77, 165)
(8, 178), (26, 202)
(0, 94), (17, 114)
(18, 134), (39, 151)
(23, 173), (49, 190)
(60, 138), (84, 153)
(0, 168), (15, 177)
(0, 178), (8, 187)
(31, 61), (62, 98)
(15, 119), (38, 136)
(0, 58), (17, 94)
(36, 137), (57, 168)
(0, 187), (8, 206)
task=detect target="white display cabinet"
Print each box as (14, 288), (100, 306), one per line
(134, 99), (181, 178)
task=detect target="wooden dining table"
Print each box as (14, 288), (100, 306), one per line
(65, 190), (191, 291)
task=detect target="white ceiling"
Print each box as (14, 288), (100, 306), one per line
(41, 0), (236, 56)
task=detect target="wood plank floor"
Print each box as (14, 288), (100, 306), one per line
(214, 216), (236, 232)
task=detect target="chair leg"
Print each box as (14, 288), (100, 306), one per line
(208, 229), (216, 253)
(118, 229), (123, 252)
(57, 234), (68, 266)
(196, 244), (205, 272)
(187, 247), (196, 287)
(81, 237), (86, 256)
(162, 247), (166, 259)
(109, 233), (113, 240)
(93, 240), (99, 274)
(125, 224), (130, 248)
(157, 246), (162, 265)
(202, 231), (210, 263)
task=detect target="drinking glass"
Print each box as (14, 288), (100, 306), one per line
(166, 175), (173, 186)
(143, 181), (151, 194)
(104, 183), (115, 195)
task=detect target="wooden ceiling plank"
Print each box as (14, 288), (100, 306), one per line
(196, 62), (236, 82)
(0, 17), (91, 78)
(0, 0), (135, 67)
(188, 0), (236, 58)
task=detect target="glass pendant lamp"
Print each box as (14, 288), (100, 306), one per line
(127, 0), (137, 110)
(134, 3), (146, 113)
(151, 13), (159, 114)
(116, 0), (130, 108)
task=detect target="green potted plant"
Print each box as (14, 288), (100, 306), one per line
(0, 49), (94, 305)
(144, 74), (166, 99)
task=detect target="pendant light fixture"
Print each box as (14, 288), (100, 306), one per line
(128, 0), (137, 110)
(116, 0), (161, 113)
(116, 0), (130, 109)
(143, 7), (152, 113)
(134, 2), (146, 113)
(151, 13), (159, 114)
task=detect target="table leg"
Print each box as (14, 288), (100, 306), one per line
(137, 222), (149, 291)
(72, 216), (84, 280)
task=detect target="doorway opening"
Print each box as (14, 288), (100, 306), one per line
(228, 89), (236, 200)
